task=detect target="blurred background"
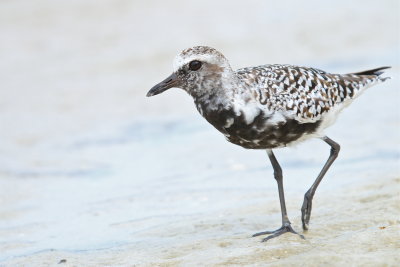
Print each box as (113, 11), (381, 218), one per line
(0, 0), (399, 265)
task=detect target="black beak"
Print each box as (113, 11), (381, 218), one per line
(147, 73), (180, 97)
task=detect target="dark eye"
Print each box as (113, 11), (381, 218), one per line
(189, 60), (202, 71)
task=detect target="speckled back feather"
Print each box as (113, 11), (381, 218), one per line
(236, 65), (390, 123)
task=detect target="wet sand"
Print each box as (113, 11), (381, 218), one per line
(3, 175), (400, 266)
(0, 0), (399, 266)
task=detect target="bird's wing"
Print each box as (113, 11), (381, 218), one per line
(237, 65), (389, 123)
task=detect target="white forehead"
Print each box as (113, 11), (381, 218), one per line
(172, 46), (228, 72)
(172, 54), (219, 72)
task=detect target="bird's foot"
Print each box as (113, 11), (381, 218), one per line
(252, 223), (305, 242)
(301, 191), (313, 231)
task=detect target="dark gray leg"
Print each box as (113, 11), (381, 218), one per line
(253, 149), (304, 242)
(301, 136), (340, 230)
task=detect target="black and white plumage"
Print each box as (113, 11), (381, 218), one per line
(147, 46), (390, 242)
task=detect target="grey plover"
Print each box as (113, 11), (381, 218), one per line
(147, 46), (390, 242)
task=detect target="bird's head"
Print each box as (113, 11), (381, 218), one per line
(147, 46), (233, 98)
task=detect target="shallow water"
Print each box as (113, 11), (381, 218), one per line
(0, 0), (399, 266)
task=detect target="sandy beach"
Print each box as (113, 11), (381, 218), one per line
(0, 0), (399, 266)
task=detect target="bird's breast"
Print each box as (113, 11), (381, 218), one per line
(198, 103), (322, 149)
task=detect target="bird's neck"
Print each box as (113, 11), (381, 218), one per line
(191, 72), (244, 112)
(192, 75), (266, 130)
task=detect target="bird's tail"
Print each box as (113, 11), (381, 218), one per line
(351, 66), (391, 82)
(334, 66), (391, 103)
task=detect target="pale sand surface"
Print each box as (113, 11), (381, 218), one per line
(3, 175), (400, 267)
(0, 0), (399, 266)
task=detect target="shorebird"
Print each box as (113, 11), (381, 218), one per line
(146, 46), (390, 242)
